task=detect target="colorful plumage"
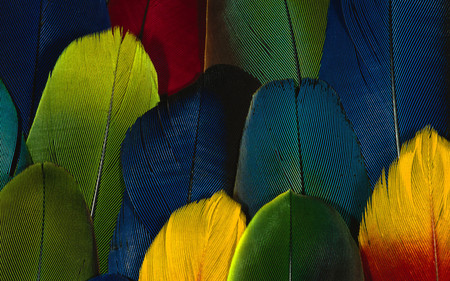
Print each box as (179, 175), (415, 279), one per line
(0, 0), (110, 135)
(228, 190), (364, 281)
(319, 0), (450, 186)
(0, 80), (31, 189)
(139, 191), (246, 281)
(359, 127), (450, 281)
(0, 163), (98, 280)
(108, 0), (207, 95)
(205, 0), (329, 83)
(121, 64), (259, 235)
(234, 78), (370, 237)
(26, 28), (159, 273)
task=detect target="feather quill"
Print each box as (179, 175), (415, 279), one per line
(359, 127), (450, 281)
(319, 0), (450, 186)
(26, 28), (159, 273)
(228, 190), (364, 281)
(0, 0), (110, 135)
(205, 0), (330, 83)
(108, 0), (207, 95)
(0, 162), (98, 280)
(234, 78), (370, 237)
(138, 191), (246, 281)
(121, 64), (260, 237)
(0, 80), (31, 189)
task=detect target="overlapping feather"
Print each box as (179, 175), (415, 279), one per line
(319, 0), (450, 186)
(0, 163), (98, 280)
(26, 28), (159, 273)
(108, 0), (207, 95)
(0, 0), (110, 135)
(205, 0), (329, 83)
(0, 80), (31, 189)
(139, 191), (246, 281)
(235, 78), (370, 237)
(228, 190), (364, 281)
(359, 127), (450, 281)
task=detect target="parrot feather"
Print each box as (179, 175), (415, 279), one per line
(0, 163), (98, 280)
(89, 274), (131, 281)
(359, 127), (450, 281)
(0, 0), (110, 135)
(234, 78), (370, 238)
(228, 190), (364, 281)
(26, 28), (159, 273)
(138, 191), (246, 281)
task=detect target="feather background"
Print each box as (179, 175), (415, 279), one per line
(139, 191), (246, 281)
(0, 0), (110, 135)
(0, 80), (31, 189)
(234, 78), (370, 237)
(26, 28), (159, 273)
(0, 163), (98, 280)
(359, 128), (450, 281)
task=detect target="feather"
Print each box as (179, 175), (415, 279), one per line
(89, 274), (131, 281)
(0, 162), (98, 280)
(26, 28), (159, 273)
(108, 0), (207, 95)
(1, 80), (31, 189)
(234, 78), (370, 237)
(319, 0), (450, 186)
(228, 190), (364, 281)
(0, 0), (110, 135)
(204, 0), (329, 84)
(359, 127), (450, 281)
(121, 64), (260, 238)
(138, 191), (246, 281)
(108, 190), (152, 281)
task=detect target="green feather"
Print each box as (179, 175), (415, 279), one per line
(26, 28), (159, 272)
(205, 0), (329, 83)
(0, 162), (98, 280)
(228, 190), (364, 281)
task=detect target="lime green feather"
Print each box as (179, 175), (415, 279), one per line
(228, 190), (364, 280)
(26, 28), (159, 273)
(0, 162), (98, 280)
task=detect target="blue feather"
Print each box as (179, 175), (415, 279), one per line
(108, 190), (152, 281)
(0, 80), (31, 190)
(234, 79), (370, 238)
(89, 274), (131, 281)
(319, 0), (450, 186)
(0, 0), (110, 135)
(119, 65), (260, 278)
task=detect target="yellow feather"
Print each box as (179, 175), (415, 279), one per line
(359, 127), (450, 280)
(139, 191), (246, 281)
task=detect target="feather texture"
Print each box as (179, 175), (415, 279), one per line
(205, 0), (329, 83)
(1, 80), (31, 189)
(0, 0), (110, 135)
(122, 64), (260, 238)
(139, 191), (246, 281)
(108, 0), (207, 95)
(108, 190), (152, 281)
(89, 274), (131, 281)
(359, 127), (450, 281)
(319, 0), (450, 186)
(234, 78), (370, 237)
(26, 28), (159, 273)
(228, 190), (364, 281)
(0, 162), (98, 280)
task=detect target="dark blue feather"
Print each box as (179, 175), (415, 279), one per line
(0, 80), (31, 190)
(319, 0), (450, 186)
(119, 65), (260, 277)
(234, 79), (370, 238)
(108, 190), (152, 281)
(0, 0), (110, 135)
(89, 274), (131, 281)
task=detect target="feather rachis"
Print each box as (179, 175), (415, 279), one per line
(359, 127), (450, 281)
